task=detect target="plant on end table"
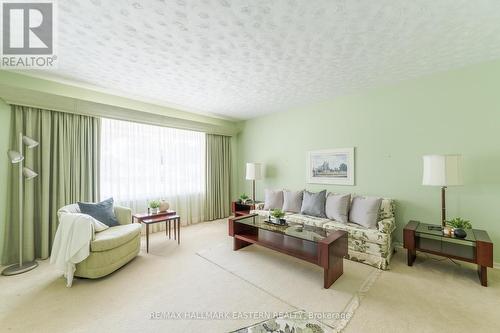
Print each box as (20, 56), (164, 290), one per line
(238, 193), (250, 204)
(446, 217), (472, 239)
(149, 200), (161, 214)
(446, 217), (472, 230)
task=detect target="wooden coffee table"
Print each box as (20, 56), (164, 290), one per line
(228, 214), (347, 288)
(133, 211), (181, 253)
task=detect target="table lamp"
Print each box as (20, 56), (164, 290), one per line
(245, 162), (262, 203)
(422, 154), (463, 228)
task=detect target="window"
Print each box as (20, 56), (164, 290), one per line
(100, 118), (205, 207)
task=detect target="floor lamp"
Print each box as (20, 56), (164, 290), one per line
(245, 163), (262, 203)
(2, 133), (39, 276)
(422, 154), (463, 228)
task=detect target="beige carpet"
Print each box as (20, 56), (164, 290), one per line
(1, 219), (499, 333)
(344, 251), (500, 333)
(0, 220), (294, 333)
(198, 242), (380, 331)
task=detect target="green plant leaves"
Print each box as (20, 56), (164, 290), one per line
(149, 200), (161, 209)
(270, 208), (285, 219)
(445, 217), (472, 229)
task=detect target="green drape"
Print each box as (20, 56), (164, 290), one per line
(1, 105), (100, 265)
(205, 134), (231, 220)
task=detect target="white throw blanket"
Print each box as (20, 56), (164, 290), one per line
(50, 213), (100, 287)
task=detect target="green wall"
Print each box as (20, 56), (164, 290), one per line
(0, 99), (11, 262)
(237, 60), (500, 262)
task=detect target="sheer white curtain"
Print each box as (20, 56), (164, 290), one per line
(100, 118), (206, 231)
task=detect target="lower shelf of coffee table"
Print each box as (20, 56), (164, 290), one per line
(228, 215), (348, 288)
(234, 231), (319, 264)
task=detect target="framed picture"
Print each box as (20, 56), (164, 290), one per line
(306, 148), (355, 185)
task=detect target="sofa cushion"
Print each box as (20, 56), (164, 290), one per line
(282, 190), (303, 213)
(78, 198), (120, 227)
(90, 223), (141, 252)
(286, 213), (330, 228)
(252, 209), (293, 218)
(325, 193), (350, 223)
(76, 236), (140, 278)
(264, 189), (284, 210)
(323, 220), (390, 245)
(300, 190), (326, 218)
(349, 196), (382, 229)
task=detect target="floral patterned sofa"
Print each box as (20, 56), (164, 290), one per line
(251, 198), (396, 270)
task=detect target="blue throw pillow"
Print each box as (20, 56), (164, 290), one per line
(78, 198), (120, 227)
(300, 190), (327, 218)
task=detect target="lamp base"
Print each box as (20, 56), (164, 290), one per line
(1, 261), (38, 276)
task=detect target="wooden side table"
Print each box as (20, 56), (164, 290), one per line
(132, 211), (181, 253)
(403, 220), (493, 286)
(231, 201), (260, 217)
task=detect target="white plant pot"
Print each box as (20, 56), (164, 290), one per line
(270, 216), (286, 225)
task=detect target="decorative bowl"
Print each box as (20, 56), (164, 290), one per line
(454, 228), (467, 239)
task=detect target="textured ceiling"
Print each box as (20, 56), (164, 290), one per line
(28, 0), (500, 119)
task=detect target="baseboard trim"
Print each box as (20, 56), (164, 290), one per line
(494, 262), (500, 270)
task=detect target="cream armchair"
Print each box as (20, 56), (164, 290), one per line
(58, 204), (141, 279)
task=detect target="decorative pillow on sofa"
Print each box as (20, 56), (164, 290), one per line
(282, 190), (303, 213)
(78, 198), (120, 227)
(264, 189), (284, 210)
(300, 190), (327, 218)
(325, 193), (351, 223)
(349, 196), (382, 229)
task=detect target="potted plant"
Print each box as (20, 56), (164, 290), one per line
(149, 200), (161, 214)
(238, 193), (250, 204)
(446, 217), (472, 238)
(269, 208), (286, 225)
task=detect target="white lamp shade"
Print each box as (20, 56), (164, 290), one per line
(422, 154), (463, 186)
(22, 135), (39, 148)
(246, 163), (262, 180)
(23, 167), (38, 180)
(8, 150), (24, 163)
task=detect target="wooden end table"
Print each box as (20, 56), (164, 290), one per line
(132, 211), (181, 253)
(403, 220), (493, 286)
(231, 201), (263, 217)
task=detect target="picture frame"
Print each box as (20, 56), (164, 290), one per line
(306, 148), (355, 185)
